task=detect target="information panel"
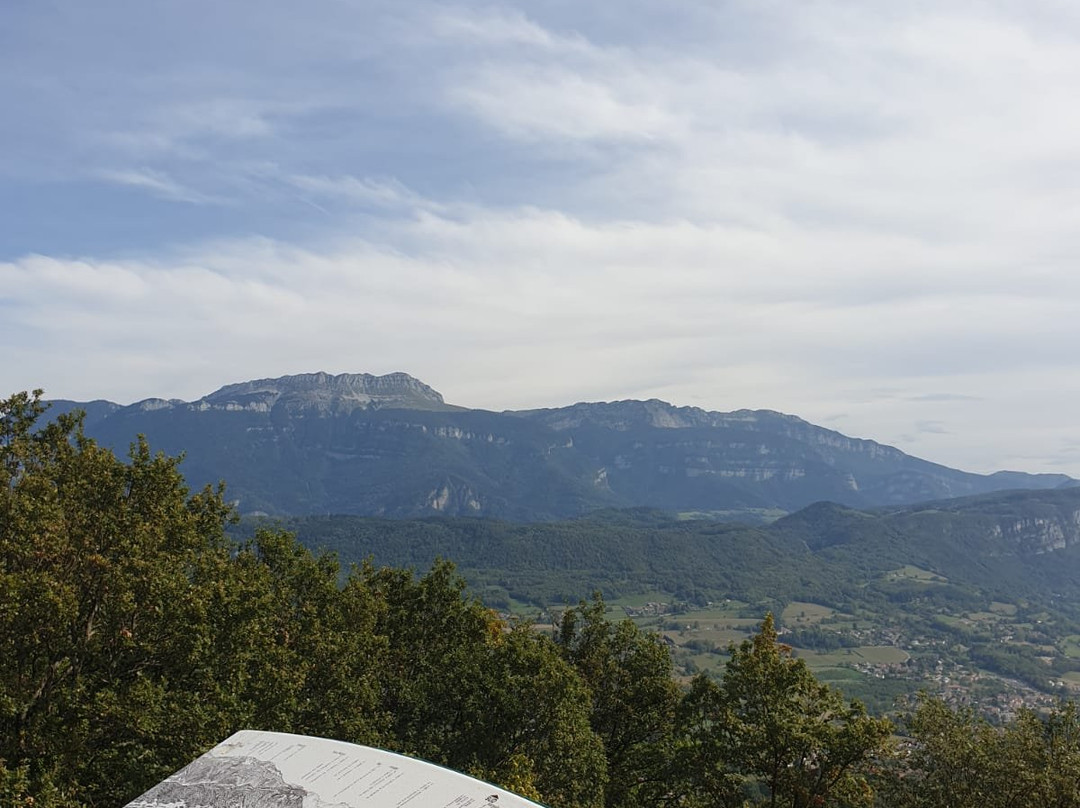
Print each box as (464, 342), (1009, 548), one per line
(125, 730), (545, 808)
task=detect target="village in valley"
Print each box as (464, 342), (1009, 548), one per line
(607, 571), (1080, 722)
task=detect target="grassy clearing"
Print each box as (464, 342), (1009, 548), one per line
(606, 591), (679, 609)
(934, 614), (966, 628)
(668, 627), (751, 647)
(630, 615), (668, 632)
(782, 601), (839, 625)
(667, 605), (753, 621)
(854, 646), (911, 664)
(966, 611), (1004, 623)
(885, 565), (948, 584)
(685, 652), (727, 676)
(815, 667), (865, 682)
(1062, 636), (1080, 659)
(796, 646), (910, 667)
(676, 508), (788, 523)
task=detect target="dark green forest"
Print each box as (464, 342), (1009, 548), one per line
(272, 490), (1080, 617)
(5, 391), (1080, 808)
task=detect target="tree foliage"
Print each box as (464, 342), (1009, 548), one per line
(1, 391), (238, 803)
(556, 596), (680, 808)
(364, 562), (606, 808)
(878, 697), (1080, 808)
(676, 615), (892, 808)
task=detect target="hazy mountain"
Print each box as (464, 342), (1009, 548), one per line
(48, 371), (1074, 519)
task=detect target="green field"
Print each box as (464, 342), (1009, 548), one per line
(884, 565), (947, 583)
(782, 601), (841, 625)
(796, 646), (910, 666)
(676, 508), (788, 523)
(1061, 636), (1080, 659)
(607, 591), (679, 609)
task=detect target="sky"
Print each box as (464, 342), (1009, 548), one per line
(3, 0), (1080, 477)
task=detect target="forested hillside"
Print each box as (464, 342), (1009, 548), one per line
(278, 487), (1080, 611)
(6, 391), (1080, 808)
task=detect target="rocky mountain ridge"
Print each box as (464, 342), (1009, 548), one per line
(203, 371), (452, 414)
(47, 371), (1075, 519)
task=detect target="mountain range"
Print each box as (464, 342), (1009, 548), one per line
(50, 371), (1075, 519)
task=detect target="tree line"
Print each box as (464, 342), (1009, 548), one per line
(3, 391), (1080, 807)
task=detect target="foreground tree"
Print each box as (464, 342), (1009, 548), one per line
(680, 615), (892, 808)
(367, 563), (607, 808)
(556, 596), (682, 808)
(878, 697), (1080, 808)
(0, 391), (244, 803)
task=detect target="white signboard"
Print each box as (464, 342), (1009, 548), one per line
(125, 730), (545, 808)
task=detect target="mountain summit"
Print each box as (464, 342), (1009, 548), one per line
(49, 372), (1075, 519)
(201, 371), (453, 415)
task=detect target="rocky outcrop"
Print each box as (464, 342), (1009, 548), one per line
(995, 510), (1080, 554)
(123, 372), (456, 416)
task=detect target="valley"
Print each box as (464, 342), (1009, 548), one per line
(272, 486), (1080, 719)
(606, 586), (1070, 721)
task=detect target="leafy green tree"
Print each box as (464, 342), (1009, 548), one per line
(671, 675), (744, 808)
(474, 622), (608, 808)
(0, 392), (387, 805)
(1037, 703), (1080, 807)
(200, 527), (388, 744)
(0, 391), (245, 803)
(686, 615), (891, 808)
(364, 562), (607, 808)
(881, 697), (1080, 808)
(556, 596), (682, 808)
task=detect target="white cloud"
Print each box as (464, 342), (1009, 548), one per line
(450, 65), (682, 143)
(286, 175), (447, 213)
(4, 195), (1080, 474)
(431, 7), (585, 51)
(94, 168), (224, 205)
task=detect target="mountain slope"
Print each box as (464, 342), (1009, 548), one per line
(514, 401), (1072, 510)
(47, 371), (1073, 518)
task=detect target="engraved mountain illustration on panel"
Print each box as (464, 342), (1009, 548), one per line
(50, 372), (1074, 519)
(127, 755), (311, 808)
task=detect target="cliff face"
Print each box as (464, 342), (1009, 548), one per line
(515, 400), (1072, 512)
(119, 372), (453, 416)
(997, 511), (1080, 553)
(201, 371), (452, 414)
(51, 372), (1074, 518)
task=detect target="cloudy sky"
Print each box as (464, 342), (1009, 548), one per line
(3, 0), (1080, 476)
